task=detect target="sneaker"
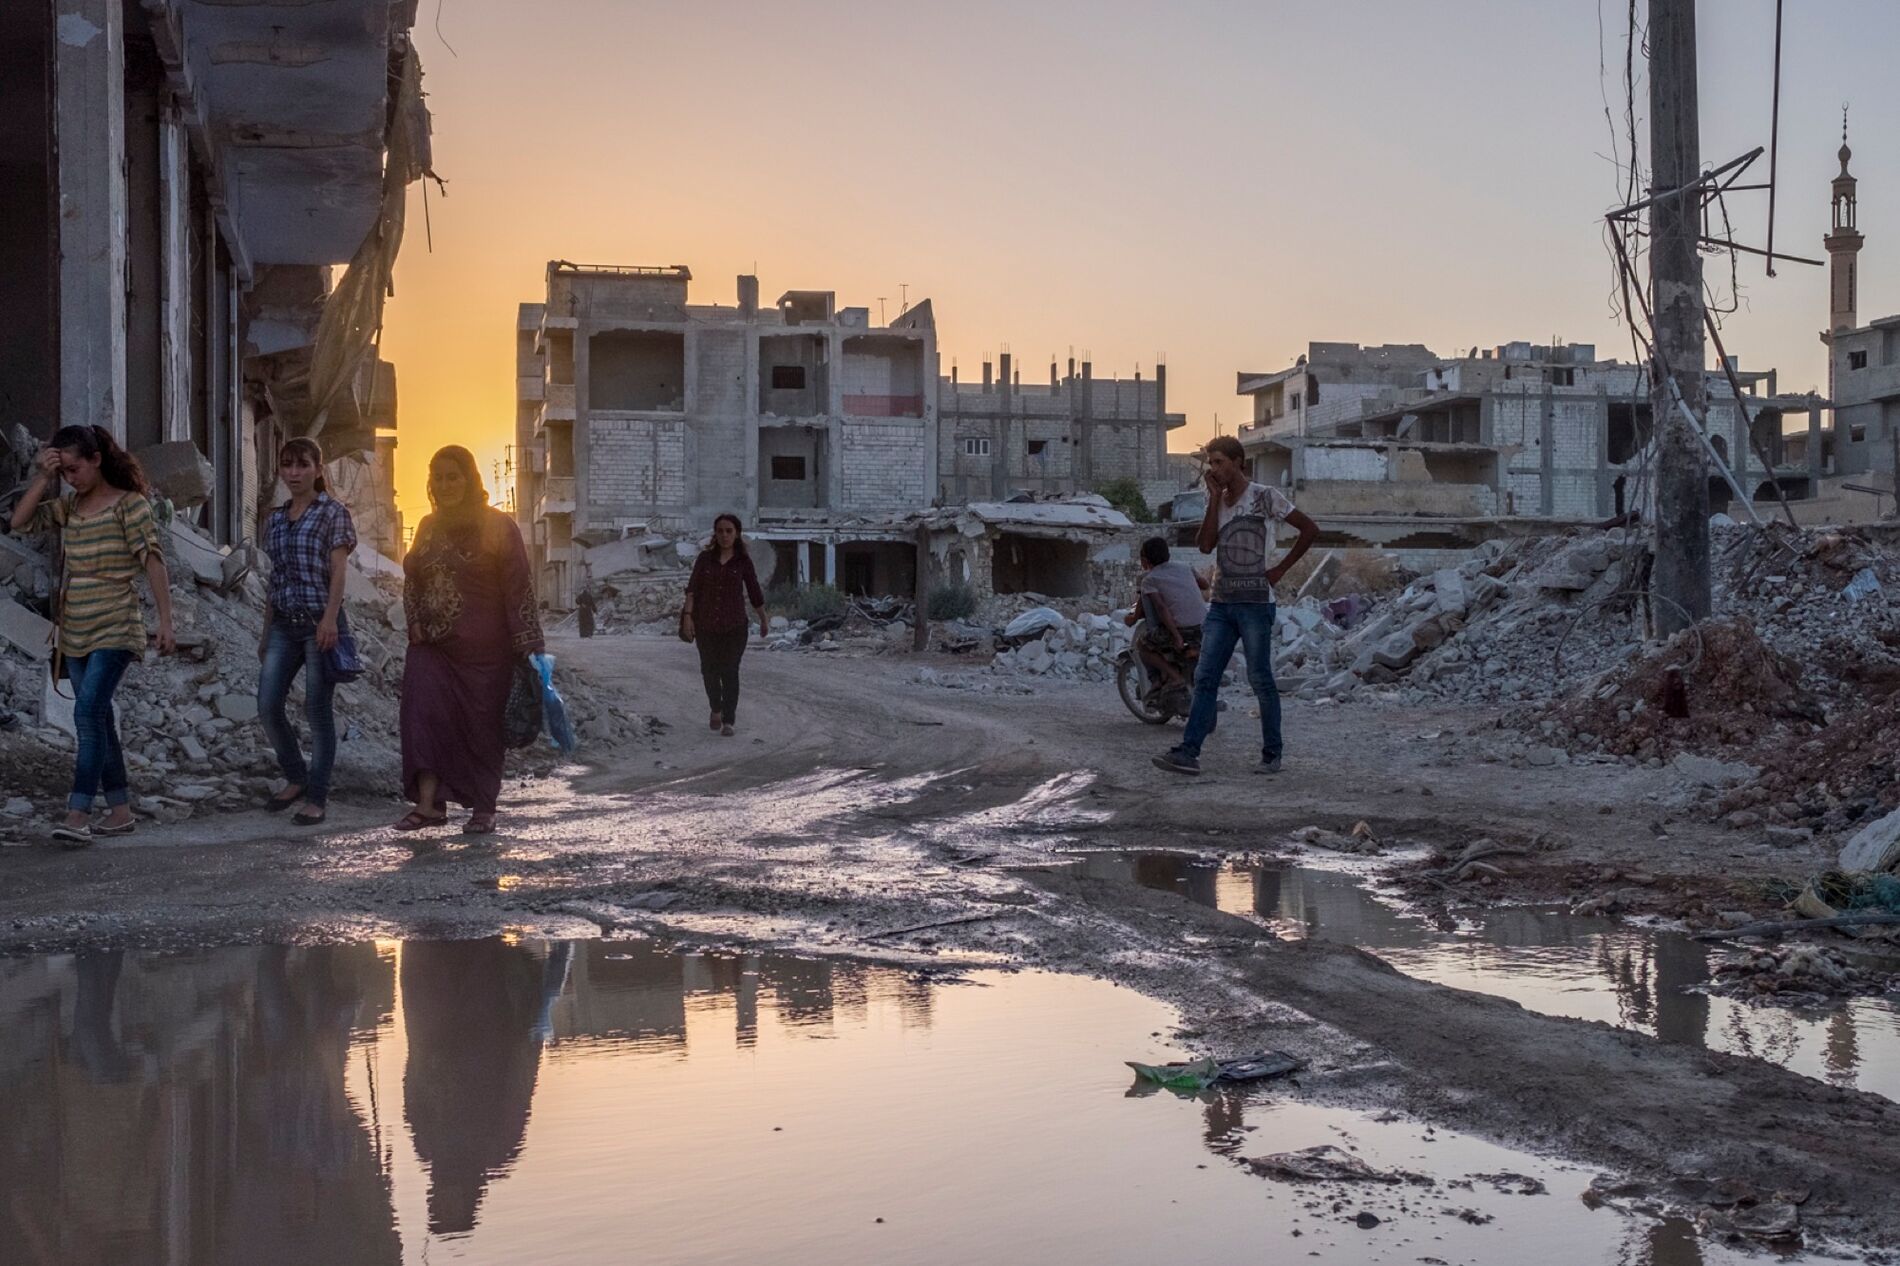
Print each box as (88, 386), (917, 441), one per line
(51, 824), (93, 847)
(1254, 756), (1284, 775)
(1152, 748), (1200, 776)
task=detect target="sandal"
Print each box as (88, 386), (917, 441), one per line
(709, 711), (723, 732)
(263, 788), (303, 813)
(392, 809), (448, 831)
(92, 819), (136, 837)
(291, 807), (327, 827)
(462, 812), (496, 836)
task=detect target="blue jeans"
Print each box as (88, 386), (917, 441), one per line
(257, 612), (341, 806)
(66, 649), (135, 812)
(1179, 601), (1281, 761)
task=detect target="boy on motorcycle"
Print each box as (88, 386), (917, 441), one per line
(1126, 536), (1208, 700)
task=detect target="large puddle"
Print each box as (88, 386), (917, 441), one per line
(1072, 850), (1900, 1102)
(0, 938), (1777, 1264)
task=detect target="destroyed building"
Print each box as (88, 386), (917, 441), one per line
(1237, 340), (1822, 533)
(937, 353), (1184, 509)
(514, 266), (939, 606)
(514, 262), (1190, 607)
(0, 0), (424, 546)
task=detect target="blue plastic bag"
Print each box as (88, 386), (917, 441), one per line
(530, 652), (577, 755)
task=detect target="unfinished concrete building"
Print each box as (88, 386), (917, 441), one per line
(0, 1), (424, 548)
(937, 353), (1184, 511)
(1239, 340), (1819, 534)
(515, 265), (938, 606)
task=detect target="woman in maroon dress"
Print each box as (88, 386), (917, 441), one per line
(395, 447), (543, 834)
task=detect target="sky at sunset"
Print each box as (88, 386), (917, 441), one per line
(380, 0), (1900, 520)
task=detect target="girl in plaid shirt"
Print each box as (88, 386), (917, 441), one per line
(257, 438), (357, 825)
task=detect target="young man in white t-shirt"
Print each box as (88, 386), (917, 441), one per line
(1154, 435), (1319, 776)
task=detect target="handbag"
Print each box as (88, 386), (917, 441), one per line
(503, 655), (544, 749)
(324, 630), (365, 683)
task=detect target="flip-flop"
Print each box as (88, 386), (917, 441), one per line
(291, 808), (327, 827)
(263, 790), (302, 813)
(392, 810), (448, 831)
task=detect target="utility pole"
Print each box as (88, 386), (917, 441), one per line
(1648, 0), (1711, 634)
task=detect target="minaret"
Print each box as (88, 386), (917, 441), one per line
(1826, 110), (1864, 336)
(1822, 110), (1864, 400)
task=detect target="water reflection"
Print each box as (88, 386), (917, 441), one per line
(0, 939), (944, 1265)
(0, 939), (1773, 1265)
(1075, 850), (1900, 1101)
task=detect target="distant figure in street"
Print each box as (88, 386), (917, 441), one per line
(1154, 435), (1319, 777)
(575, 582), (597, 639)
(257, 437), (357, 827)
(7, 426), (175, 844)
(396, 446), (543, 835)
(680, 514), (767, 737)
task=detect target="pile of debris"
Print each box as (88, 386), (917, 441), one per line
(0, 510), (411, 824)
(1541, 620), (1825, 764)
(985, 607), (1131, 683)
(764, 597), (917, 654)
(1301, 521), (1899, 715)
(1706, 944), (1892, 1001)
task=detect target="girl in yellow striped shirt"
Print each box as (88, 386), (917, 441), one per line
(9, 425), (176, 844)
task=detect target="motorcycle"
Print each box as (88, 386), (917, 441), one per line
(1115, 617), (1194, 724)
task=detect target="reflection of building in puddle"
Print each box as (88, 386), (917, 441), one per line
(0, 944), (400, 1265)
(0, 938), (944, 1260)
(1082, 850), (1900, 1103)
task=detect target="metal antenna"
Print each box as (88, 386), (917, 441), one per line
(899, 283), (909, 312)
(877, 297), (888, 325)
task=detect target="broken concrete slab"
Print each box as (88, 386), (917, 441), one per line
(1839, 806), (1900, 874)
(1431, 569), (1468, 614)
(166, 521), (230, 588)
(1671, 752), (1758, 789)
(0, 598), (55, 660)
(135, 441), (215, 508)
(214, 693), (259, 724)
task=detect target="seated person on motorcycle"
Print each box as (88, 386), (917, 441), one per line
(1126, 536), (1208, 694)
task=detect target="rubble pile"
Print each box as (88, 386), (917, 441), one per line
(1706, 944), (1893, 1001)
(1300, 523), (1898, 712)
(0, 517), (410, 822)
(1298, 532), (1648, 706)
(1542, 620), (1824, 763)
(985, 608), (1131, 683)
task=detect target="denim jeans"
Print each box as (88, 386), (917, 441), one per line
(66, 648), (135, 812)
(1179, 601), (1281, 761)
(257, 611), (341, 806)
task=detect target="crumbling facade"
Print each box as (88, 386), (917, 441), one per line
(937, 354), (1183, 509)
(0, 0), (423, 548)
(1239, 341), (1820, 523)
(1823, 129), (1900, 488)
(515, 266), (938, 606)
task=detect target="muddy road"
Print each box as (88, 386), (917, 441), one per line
(2, 632), (1897, 1249)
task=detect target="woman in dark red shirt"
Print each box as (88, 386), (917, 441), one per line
(682, 514), (768, 736)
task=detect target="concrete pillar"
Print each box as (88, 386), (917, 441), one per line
(1539, 389), (1555, 516)
(796, 541), (811, 584)
(1809, 404), (1824, 480)
(1595, 387), (1612, 517)
(159, 111), (191, 443)
(823, 541), (836, 586)
(56, 0), (128, 440)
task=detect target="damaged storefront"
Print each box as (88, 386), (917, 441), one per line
(0, 0), (427, 549)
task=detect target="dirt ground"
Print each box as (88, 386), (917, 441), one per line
(2, 632), (1896, 1250)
